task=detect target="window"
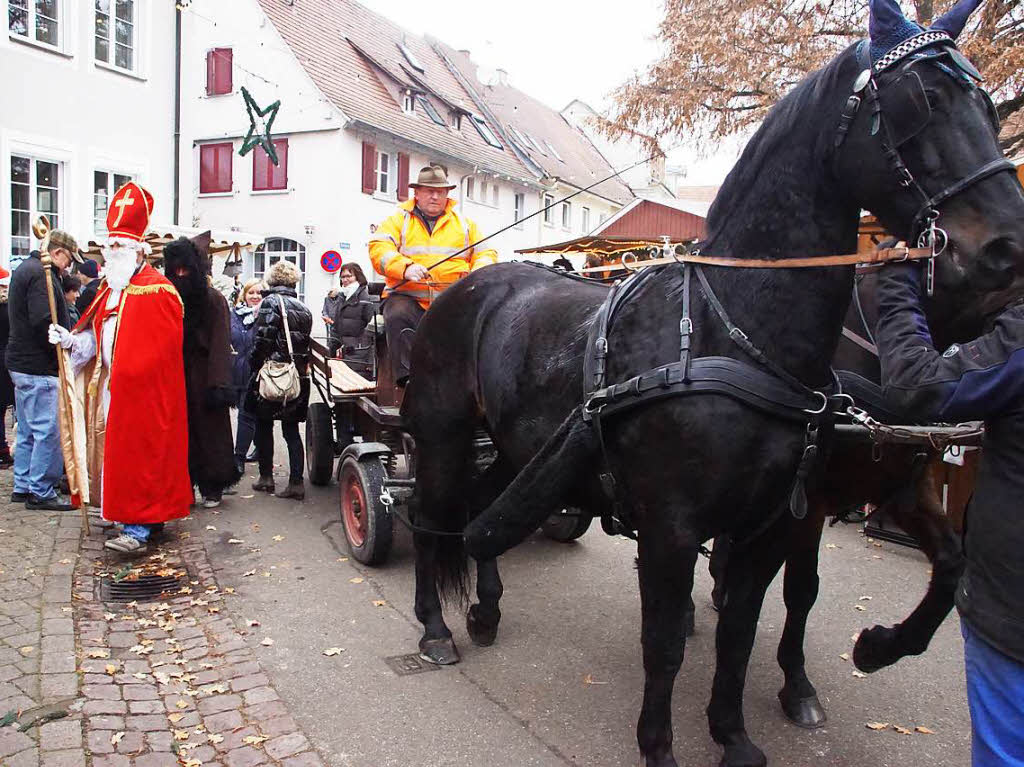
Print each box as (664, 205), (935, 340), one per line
(417, 96), (445, 126)
(561, 201), (571, 230)
(376, 150), (392, 195)
(471, 116), (502, 149)
(525, 133), (546, 155)
(402, 92), (415, 115)
(514, 193), (524, 229)
(254, 237), (306, 301)
(206, 47), (232, 96)
(581, 206), (590, 233)
(491, 184), (498, 207)
(465, 176), (475, 201)
(545, 141), (564, 162)
(397, 42), (424, 73)
(199, 143), (233, 194)
(542, 193), (554, 226)
(252, 138), (288, 192)
(10, 155), (60, 266)
(95, 0), (137, 72)
(8, 0), (60, 48)
(93, 170), (133, 234)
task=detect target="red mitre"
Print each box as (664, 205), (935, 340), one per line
(106, 181), (154, 242)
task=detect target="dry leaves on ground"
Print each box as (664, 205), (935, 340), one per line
(227, 539), (244, 545)
(852, 670), (867, 679)
(207, 733), (224, 744)
(349, 577), (364, 584)
(838, 653), (850, 662)
(372, 600), (386, 607)
(260, 638), (274, 647)
(242, 735), (268, 747)
(866, 722), (889, 730)
(916, 726), (935, 734)
(111, 732), (124, 745)
(322, 647), (344, 656)
(583, 674), (608, 685)
(168, 713), (184, 724)
(272, 535), (284, 542)
(247, 620), (260, 627)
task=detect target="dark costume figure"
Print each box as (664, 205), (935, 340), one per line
(0, 279), (14, 467)
(163, 235), (240, 507)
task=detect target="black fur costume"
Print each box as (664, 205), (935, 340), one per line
(163, 235), (240, 499)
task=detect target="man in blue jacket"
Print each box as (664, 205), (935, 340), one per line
(876, 260), (1024, 766)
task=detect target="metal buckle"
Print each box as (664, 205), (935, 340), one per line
(803, 390), (829, 416)
(830, 392), (856, 414)
(679, 317), (693, 335)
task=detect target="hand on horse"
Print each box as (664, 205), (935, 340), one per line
(404, 263), (430, 282)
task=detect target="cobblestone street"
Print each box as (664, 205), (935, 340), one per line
(0, 467), (324, 767)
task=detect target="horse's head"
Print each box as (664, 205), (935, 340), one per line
(836, 0), (1024, 345)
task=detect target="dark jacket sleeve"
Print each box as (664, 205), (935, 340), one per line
(249, 301), (279, 373)
(27, 269), (54, 340)
(876, 262), (1024, 422)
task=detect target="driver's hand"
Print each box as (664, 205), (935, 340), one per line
(404, 263), (430, 282)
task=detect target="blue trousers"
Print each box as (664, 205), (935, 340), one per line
(963, 619), (1024, 766)
(10, 371), (62, 499)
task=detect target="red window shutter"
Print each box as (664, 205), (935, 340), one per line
(216, 48), (232, 94)
(253, 138), (288, 191)
(206, 50), (214, 96)
(361, 141), (376, 195)
(397, 152), (410, 201)
(200, 143), (233, 194)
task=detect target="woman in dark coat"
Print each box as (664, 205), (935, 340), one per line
(230, 278), (264, 477)
(164, 236), (241, 508)
(246, 260), (313, 500)
(330, 262), (375, 377)
(0, 279), (14, 467)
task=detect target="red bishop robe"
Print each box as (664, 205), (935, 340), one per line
(75, 264), (192, 524)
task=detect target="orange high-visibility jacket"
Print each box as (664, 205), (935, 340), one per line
(368, 198), (497, 309)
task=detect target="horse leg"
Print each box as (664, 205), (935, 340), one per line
(854, 464), (964, 672)
(465, 458), (514, 648)
(707, 522), (788, 767)
(776, 507), (828, 729)
(635, 525), (699, 767)
(412, 435), (474, 666)
(710, 536), (731, 611)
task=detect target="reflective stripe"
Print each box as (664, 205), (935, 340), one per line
(399, 245), (461, 256)
(369, 234), (397, 246)
(386, 287), (441, 300)
(400, 212), (410, 251)
(379, 252), (399, 270)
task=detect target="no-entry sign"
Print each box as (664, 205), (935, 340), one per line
(320, 250), (342, 273)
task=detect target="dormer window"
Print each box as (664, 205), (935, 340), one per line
(402, 92), (415, 115)
(545, 141), (564, 162)
(471, 116), (502, 149)
(398, 42), (424, 73)
(418, 96), (445, 126)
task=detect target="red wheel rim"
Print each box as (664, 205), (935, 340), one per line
(341, 470), (368, 547)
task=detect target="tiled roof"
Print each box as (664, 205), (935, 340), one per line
(429, 42), (634, 205)
(255, 0), (532, 184)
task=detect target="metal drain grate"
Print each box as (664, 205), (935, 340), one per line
(99, 573), (185, 603)
(383, 653), (441, 676)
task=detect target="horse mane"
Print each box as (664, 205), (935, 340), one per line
(703, 43), (862, 253)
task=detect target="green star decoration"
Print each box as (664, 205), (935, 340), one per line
(239, 86), (281, 166)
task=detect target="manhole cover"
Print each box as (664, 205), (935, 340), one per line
(99, 574), (184, 603)
(95, 552), (195, 604)
(383, 653), (441, 676)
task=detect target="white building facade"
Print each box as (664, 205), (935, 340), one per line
(1, 0), (177, 268)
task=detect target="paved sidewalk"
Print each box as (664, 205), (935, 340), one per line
(0, 468), (327, 767)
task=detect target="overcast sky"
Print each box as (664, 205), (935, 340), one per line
(359, 0), (741, 185)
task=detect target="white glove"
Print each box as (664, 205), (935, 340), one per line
(48, 323), (73, 349)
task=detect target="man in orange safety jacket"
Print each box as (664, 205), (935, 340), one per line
(368, 164), (497, 386)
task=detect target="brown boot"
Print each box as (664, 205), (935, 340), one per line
(275, 482), (305, 501)
(253, 476), (275, 493)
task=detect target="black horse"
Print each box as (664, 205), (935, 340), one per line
(401, 1), (1024, 765)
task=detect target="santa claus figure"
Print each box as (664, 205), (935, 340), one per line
(49, 182), (192, 552)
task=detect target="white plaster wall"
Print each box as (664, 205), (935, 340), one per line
(1, 0), (176, 267)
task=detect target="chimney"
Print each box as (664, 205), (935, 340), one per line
(495, 68), (508, 86)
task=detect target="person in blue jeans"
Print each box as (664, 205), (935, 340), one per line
(5, 236), (79, 510)
(876, 260), (1024, 766)
(229, 278), (264, 485)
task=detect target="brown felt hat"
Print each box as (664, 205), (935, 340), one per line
(47, 230), (84, 263)
(410, 164), (455, 190)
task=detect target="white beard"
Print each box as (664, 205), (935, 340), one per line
(103, 247), (139, 292)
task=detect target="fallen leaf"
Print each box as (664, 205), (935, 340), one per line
(240, 494), (254, 499)
(859, 595), (873, 601)
(855, 605), (867, 612)
(372, 600), (386, 607)
(915, 726), (935, 734)
(205, 525), (217, 531)
(242, 735), (268, 746)
(168, 713), (184, 723)
(104, 664), (118, 675)
(866, 722), (890, 731)
(131, 673), (148, 680)
(825, 543), (838, 550)
(58, 558), (72, 564)
(582, 674), (608, 685)
(873, 555), (883, 560)
(261, 572), (271, 577)
(207, 733), (224, 744)
(224, 587), (235, 594)
(18, 647), (34, 656)
(85, 649), (109, 659)
(839, 653), (850, 662)
(247, 620), (260, 627)
(227, 538), (244, 545)
(175, 700), (189, 709)
(893, 725), (912, 735)
(272, 535), (284, 542)
(349, 577), (364, 584)
(337, 557), (349, 562)
(182, 759), (201, 767)
(111, 731), (124, 745)
(102, 612), (116, 621)
(852, 670), (867, 678)
(173, 729), (190, 741)
(322, 647), (344, 656)
(242, 570), (256, 577)
(260, 638), (274, 646)
(129, 645), (153, 656)
(873, 541), (883, 548)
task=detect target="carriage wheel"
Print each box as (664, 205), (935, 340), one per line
(306, 402), (335, 486)
(541, 509), (592, 542)
(338, 456), (393, 566)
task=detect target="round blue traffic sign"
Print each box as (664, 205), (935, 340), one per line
(320, 250), (342, 273)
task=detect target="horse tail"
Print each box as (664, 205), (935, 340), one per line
(436, 532), (470, 608)
(464, 405), (598, 561)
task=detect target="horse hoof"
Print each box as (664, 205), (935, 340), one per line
(853, 624), (899, 673)
(778, 689), (827, 729)
(466, 604), (499, 647)
(419, 637), (460, 666)
(718, 742), (767, 767)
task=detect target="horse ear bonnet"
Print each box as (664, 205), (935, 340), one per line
(930, 0), (984, 39)
(868, 0), (924, 63)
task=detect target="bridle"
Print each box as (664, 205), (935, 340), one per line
(834, 31), (1016, 295)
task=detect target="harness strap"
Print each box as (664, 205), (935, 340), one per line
(911, 158), (1017, 236)
(842, 327), (879, 355)
(680, 263), (693, 381)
